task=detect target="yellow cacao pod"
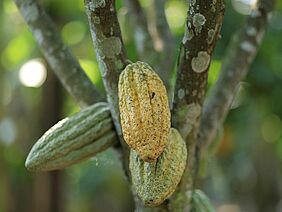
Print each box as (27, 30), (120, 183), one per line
(129, 128), (187, 206)
(118, 61), (171, 162)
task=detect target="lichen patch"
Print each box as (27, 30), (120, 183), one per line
(246, 27), (257, 36)
(186, 103), (201, 122)
(191, 51), (210, 73)
(22, 3), (38, 22)
(177, 89), (185, 100)
(93, 16), (100, 24)
(177, 103), (202, 137)
(99, 37), (122, 58)
(89, 0), (106, 11)
(207, 29), (215, 44)
(240, 41), (256, 53)
(33, 29), (43, 45)
(189, 0), (196, 7)
(193, 13), (206, 34)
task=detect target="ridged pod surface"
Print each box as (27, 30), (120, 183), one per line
(130, 128), (187, 206)
(191, 189), (215, 212)
(119, 61), (170, 162)
(25, 102), (117, 171)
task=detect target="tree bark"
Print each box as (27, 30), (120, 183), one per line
(170, 1), (225, 210)
(84, 0), (131, 175)
(198, 0), (276, 152)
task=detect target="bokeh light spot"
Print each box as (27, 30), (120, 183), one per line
(232, 0), (258, 15)
(3, 35), (31, 67)
(165, 2), (187, 34)
(62, 21), (86, 45)
(19, 59), (47, 87)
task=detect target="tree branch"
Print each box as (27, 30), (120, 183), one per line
(198, 0), (275, 151)
(170, 0), (225, 210)
(152, 0), (175, 89)
(13, 0), (103, 108)
(84, 0), (130, 173)
(124, 0), (174, 90)
(124, 0), (157, 64)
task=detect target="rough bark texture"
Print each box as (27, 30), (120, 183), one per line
(170, 0), (225, 210)
(84, 0), (131, 174)
(199, 0), (275, 151)
(13, 0), (103, 108)
(84, 0), (128, 131)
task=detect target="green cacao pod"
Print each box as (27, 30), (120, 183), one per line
(25, 102), (117, 171)
(191, 189), (215, 212)
(129, 128), (187, 206)
(118, 61), (171, 162)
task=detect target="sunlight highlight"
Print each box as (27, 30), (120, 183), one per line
(19, 59), (47, 87)
(232, 0), (258, 15)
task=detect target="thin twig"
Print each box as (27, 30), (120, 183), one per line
(13, 0), (103, 108)
(152, 0), (175, 89)
(125, 0), (174, 90)
(84, 0), (130, 173)
(124, 0), (157, 65)
(198, 0), (275, 152)
(170, 0), (225, 210)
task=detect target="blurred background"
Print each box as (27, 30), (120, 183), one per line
(0, 0), (282, 211)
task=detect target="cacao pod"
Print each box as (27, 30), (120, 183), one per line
(25, 102), (117, 171)
(118, 61), (171, 162)
(129, 128), (187, 206)
(191, 189), (215, 212)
